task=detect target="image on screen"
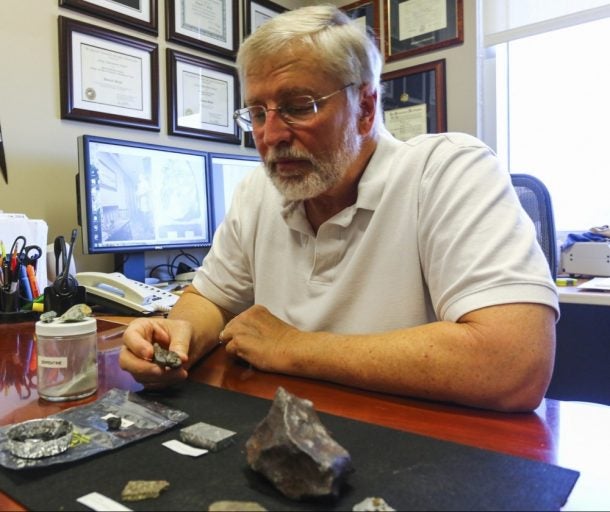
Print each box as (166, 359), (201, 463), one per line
(209, 153), (261, 232)
(77, 135), (212, 255)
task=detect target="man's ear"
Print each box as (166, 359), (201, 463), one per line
(358, 86), (377, 134)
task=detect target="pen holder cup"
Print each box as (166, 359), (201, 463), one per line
(1, 289), (20, 313)
(43, 285), (87, 316)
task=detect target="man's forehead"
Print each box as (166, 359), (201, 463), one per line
(244, 62), (337, 103)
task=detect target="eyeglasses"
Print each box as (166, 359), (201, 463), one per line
(233, 83), (354, 132)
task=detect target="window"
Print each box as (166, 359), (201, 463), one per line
(478, 2), (610, 238)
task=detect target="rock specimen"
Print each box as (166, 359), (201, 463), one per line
(208, 501), (267, 511)
(246, 386), (353, 500)
(121, 480), (170, 501)
(352, 496), (396, 511)
(6, 418), (73, 459)
(105, 415), (122, 431)
(152, 342), (182, 368)
(180, 421), (236, 452)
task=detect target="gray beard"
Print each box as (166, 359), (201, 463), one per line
(264, 121), (362, 201)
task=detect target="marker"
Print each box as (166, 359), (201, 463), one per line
(555, 277), (577, 287)
(26, 264), (40, 299)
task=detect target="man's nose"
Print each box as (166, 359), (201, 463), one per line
(260, 110), (293, 147)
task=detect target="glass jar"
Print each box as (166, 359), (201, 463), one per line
(35, 317), (98, 402)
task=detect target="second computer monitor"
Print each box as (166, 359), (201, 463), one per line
(208, 153), (261, 232)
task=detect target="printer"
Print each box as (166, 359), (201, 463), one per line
(561, 241), (610, 277)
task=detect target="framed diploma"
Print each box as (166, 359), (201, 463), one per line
(59, 0), (158, 35)
(58, 16), (159, 130)
(341, 0), (380, 48)
(166, 0), (238, 60)
(381, 59), (446, 141)
(385, 0), (463, 62)
(244, 0), (286, 37)
(167, 49), (240, 144)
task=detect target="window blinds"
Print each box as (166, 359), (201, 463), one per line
(481, 0), (610, 46)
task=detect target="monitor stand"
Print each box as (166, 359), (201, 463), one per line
(115, 252), (146, 282)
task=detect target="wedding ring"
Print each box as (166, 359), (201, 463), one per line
(219, 330), (225, 343)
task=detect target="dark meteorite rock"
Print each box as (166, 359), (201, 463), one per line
(152, 342), (182, 368)
(106, 415), (122, 431)
(245, 386), (353, 501)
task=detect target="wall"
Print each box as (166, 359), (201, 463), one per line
(0, 0), (477, 277)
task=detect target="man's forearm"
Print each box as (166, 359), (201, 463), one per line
(280, 304), (555, 412)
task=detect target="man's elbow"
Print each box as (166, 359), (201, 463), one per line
(489, 344), (555, 413)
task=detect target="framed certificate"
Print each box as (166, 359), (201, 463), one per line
(58, 0), (158, 35)
(244, 0), (286, 37)
(341, 0), (380, 48)
(381, 59), (446, 141)
(58, 16), (159, 131)
(167, 49), (240, 144)
(166, 0), (238, 60)
(385, 0), (463, 62)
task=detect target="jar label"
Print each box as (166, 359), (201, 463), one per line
(39, 356), (68, 368)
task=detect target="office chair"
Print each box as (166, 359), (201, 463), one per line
(511, 173), (557, 278)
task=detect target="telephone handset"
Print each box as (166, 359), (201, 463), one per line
(76, 271), (178, 315)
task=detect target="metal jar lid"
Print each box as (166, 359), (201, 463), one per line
(35, 317), (97, 337)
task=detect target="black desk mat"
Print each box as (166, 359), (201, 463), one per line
(0, 382), (579, 511)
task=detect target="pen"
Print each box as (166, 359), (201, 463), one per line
(19, 264), (33, 301)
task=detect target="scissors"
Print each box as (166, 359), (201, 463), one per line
(10, 236), (43, 269)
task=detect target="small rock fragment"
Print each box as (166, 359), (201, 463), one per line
(106, 415), (122, 431)
(39, 310), (57, 323)
(208, 500), (267, 511)
(246, 386), (353, 500)
(58, 303), (92, 322)
(152, 342), (182, 368)
(120, 480), (170, 501)
(180, 422), (236, 452)
(353, 496), (396, 511)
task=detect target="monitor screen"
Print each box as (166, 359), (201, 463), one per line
(77, 135), (212, 256)
(208, 153), (261, 232)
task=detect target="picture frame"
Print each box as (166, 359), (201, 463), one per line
(244, 131), (256, 149)
(167, 49), (240, 144)
(58, 16), (160, 131)
(341, 0), (381, 48)
(166, 0), (238, 60)
(381, 59), (446, 141)
(385, 0), (463, 62)
(58, 0), (158, 35)
(244, 0), (286, 37)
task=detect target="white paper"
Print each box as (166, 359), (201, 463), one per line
(176, 0), (234, 51)
(0, 214), (48, 286)
(176, 60), (235, 135)
(77, 492), (132, 512)
(399, 0), (447, 41)
(384, 104), (427, 141)
(577, 277), (610, 291)
(71, 32), (152, 120)
(163, 439), (209, 457)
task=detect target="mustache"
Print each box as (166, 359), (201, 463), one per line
(264, 147), (314, 167)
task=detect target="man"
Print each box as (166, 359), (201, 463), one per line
(120, 5), (558, 412)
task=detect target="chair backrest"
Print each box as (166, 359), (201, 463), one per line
(511, 173), (557, 278)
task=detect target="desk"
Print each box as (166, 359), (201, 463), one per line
(547, 284), (610, 405)
(1, 318), (610, 511)
(558, 284), (610, 306)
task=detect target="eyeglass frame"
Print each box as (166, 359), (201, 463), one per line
(233, 82), (355, 132)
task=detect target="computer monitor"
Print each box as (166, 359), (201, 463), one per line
(76, 135), (212, 281)
(208, 152), (261, 232)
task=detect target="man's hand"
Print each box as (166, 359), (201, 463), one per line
(119, 317), (192, 389)
(221, 305), (299, 373)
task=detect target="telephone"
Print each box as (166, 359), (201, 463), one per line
(76, 271), (178, 315)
